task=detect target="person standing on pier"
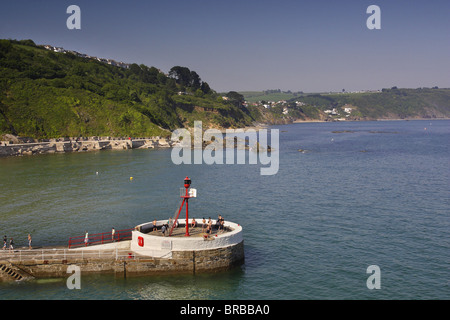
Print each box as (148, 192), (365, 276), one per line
(207, 218), (213, 235)
(84, 231), (89, 246)
(112, 227), (115, 242)
(202, 218), (207, 233)
(3, 235), (6, 250)
(28, 234), (32, 249)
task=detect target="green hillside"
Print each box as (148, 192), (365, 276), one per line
(242, 88), (450, 123)
(0, 39), (254, 139)
(1, 39), (449, 140)
(238, 90), (302, 103)
(323, 89), (450, 120)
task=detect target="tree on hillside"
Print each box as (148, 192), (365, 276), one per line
(168, 66), (210, 93)
(201, 81), (211, 94)
(226, 91), (245, 107)
(169, 66), (192, 87)
(128, 63), (162, 84)
(190, 70), (201, 89)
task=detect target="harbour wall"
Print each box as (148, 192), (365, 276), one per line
(0, 136), (173, 157)
(0, 241), (244, 281)
(0, 220), (245, 281)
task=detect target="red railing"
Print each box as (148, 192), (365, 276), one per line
(68, 228), (134, 249)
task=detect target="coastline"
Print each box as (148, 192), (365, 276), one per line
(373, 117), (450, 122)
(293, 119), (327, 123)
(1, 117), (448, 158)
(293, 117), (450, 124)
(0, 136), (173, 158)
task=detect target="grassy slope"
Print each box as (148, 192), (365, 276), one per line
(0, 40), (255, 139)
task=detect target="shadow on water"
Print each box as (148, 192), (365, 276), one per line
(112, 266), (247, 300)
(0, 266), (247, 300)
(242, 244), (267, 272)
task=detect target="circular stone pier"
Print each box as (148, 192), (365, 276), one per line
(0, 177), (244, 281)
(0, 219), (244, 281)
(127, 219), (245, 275)
(132, 219), (244, 257)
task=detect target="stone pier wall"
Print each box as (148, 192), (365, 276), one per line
(0, 242), (244, 281)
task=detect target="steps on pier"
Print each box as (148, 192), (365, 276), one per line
(0, 263), (23, 281)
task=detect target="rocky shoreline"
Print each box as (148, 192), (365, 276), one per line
(3, 118), (445, 158)
(0, 135), (173, 157)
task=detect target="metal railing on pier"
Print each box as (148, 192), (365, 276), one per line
(0, 248), (139, 263)
(68, 228), (133, 248)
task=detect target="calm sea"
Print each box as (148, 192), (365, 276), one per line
(0, 120), (448, 300)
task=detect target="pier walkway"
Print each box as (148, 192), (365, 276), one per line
(0, 225), (228, 264)
(0, 246), (139, 264)
(0, 244), (164, 282)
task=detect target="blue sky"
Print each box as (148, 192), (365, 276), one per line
(1, 0), (449, 93)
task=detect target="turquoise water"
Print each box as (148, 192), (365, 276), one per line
(0, 120), (449, 299)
